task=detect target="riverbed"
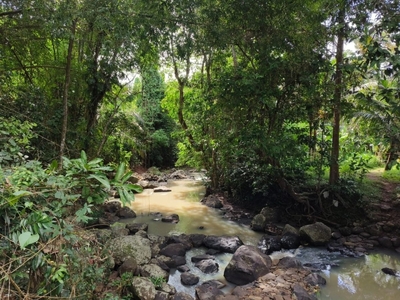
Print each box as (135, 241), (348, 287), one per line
(128, 176), (400, 299)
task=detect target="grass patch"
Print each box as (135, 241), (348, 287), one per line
(382, 168), (400, 182)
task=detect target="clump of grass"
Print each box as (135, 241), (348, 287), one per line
(382, 168), (400, 182)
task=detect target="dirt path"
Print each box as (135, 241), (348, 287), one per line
(365, 168), (400, 228)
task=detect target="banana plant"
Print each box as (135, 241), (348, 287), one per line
(111, 163), (143, 205)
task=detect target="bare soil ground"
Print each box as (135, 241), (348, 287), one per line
(365, 168), (400, 228)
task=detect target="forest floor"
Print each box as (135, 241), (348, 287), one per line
(364, 168), (400, 227)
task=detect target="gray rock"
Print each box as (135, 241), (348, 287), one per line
(103, 201), (122, 213)
(305, 273), (327, 286)
(172, 292), (194, 300)
(203, 235), (243, 253)
(280, 233), (300, 249)
(177, 265), (190, 272)
(118, 257), (138, 276)
(130, 277), (157, 300)
(160, 243), (187, 257)
(126, 223), (148, 234)
(195, 259), (219, 274)
(140, 264), (169, 281)
(154, 187), (172, 193)
(167, 234), (193, 250)
(260, 206), (279, 223)
(155, 291), (169, 300)
(277, 256), (303, 269)
(250, 214), (267, 232)
(191, 254), (215, 263)
(282, 224), (300, 236)
(110, 222), (129, 237)
(293, 283), (317, 300)
(202, 195), (223, 208)
(224, 245), (272, 285)
(92, 228), (112, 244)
(159, 282), (176, 295)
(382, 267), (397, 276)
(196, 281), (225, 300)
(107, 235), (152, 265)
(116, 206), (137, 218)
(258, 235), (281, 254)
(300, 222), (331, 246)
(189, 234), (206, 247)
(181, 272), (200, 285)
(378, 237), (393, 248)
(162, 214), (180, 223)
(169, 170), (187, 179)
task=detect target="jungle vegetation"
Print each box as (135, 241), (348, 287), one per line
(0, 0), (399, 298)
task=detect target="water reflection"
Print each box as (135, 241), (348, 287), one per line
(129, 179), (262, 245)
(317, 250), (400, 299)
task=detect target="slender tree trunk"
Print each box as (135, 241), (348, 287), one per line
(329, 7), (345, 185)
(59, 20), (76, 167)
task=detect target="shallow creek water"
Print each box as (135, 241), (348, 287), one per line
(127, 176), (400, 299)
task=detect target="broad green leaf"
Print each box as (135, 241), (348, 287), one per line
(125, 183), (143, 193)
(115, 163), (126, 181)
(19, 231), (39, 249)
(120, 171), (134, 183)
(89, 174), (111, 190)
(80, 150), (87, 164)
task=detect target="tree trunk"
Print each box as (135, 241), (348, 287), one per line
(59, 20), (76, 167)
(329, 7), (345, 185)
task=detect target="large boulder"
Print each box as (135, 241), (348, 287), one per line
(118, 257), (138, 276)
(130, 277), (157, 300)
(189, 234), (206, 247)
(203, 235), (243, 253)
(224, 245), (272, 285)
(172, 292), (194, 300)
(110, 222), (129, 238)
(107, 235), (152, 265)
(250, 214), (267, 232)
(299, 222), (331, 246)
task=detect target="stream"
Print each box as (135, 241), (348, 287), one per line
(128, 175), (400, 299)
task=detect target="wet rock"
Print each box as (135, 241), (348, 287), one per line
(167, 234), (193, 250)
(181, 272), (200, 285)
(331, 231), (342, 239)
(382, 267), (397, 276)
(189, 234), (206, 247)
(118, 257), (138, 276)
(293, 283), (317, 300)
(282, 224), (300, 236)
(258, 235), (281, 254)
(224, 245), (272, 285)
(203, 235), (244, 253)
(202, 195), (223, 208)
(351, 226), (363, 234)
(172, 292), (194, 300)
(202, 280), (226, 289)
(162, 214), (180, 223)
(107, 235), (152, 265)
(195, 259), (219, 274)
(177, 265), (190, 272)
(140, 264), (169, 281)
(191, 254), (215, 263)
(378, 237), (393, 248)
(159, 243), (186, 257)
(206, 249), (221, 255)
(338, 227), (352, 236)
(169, 255), (187, 267)
(196, 281), (225, 300)
(277, 256), (303, 269)
(299, 222), (331, 246)
(116, 206), (137, 218)
(130, 277), (157, 300)
(155, 291), (169, 300)
(104, 201), (122, 213)
(159, 282), (176, 295)
(149, 258), (170, 272)
(305, 273), (327, 286)
(250, 214), (267, 232)
(154, 187), (172, 193)
(126, 223), (148, 234)
(280, 233), (300, 249)
(169, 170), (187, 179)
(392, 237), (400, 248)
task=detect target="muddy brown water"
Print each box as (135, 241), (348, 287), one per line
(127, 176), (400, 299)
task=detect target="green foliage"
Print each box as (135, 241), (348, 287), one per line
(0, 150), (139, 298)
(149, 275), (166, 288)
